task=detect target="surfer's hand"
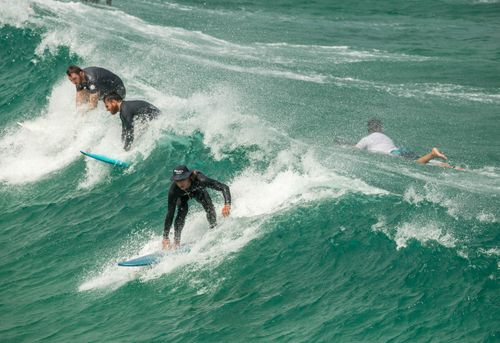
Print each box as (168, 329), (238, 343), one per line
(222, 204), (231, 217)
(162, 238), (170, 250)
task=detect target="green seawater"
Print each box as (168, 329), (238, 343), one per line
(0, 0), (499, 342)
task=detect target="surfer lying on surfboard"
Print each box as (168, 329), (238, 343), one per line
(356, 118), (465, 170)
(104, 93), (160, 151)
(163, 165), (232, 250)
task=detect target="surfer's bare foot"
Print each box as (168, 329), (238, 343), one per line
(162, 238), (170, 250)
(431, 147), (447, 160)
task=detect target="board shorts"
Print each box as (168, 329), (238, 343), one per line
(390, 147), (417, 159)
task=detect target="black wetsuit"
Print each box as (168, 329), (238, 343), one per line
(163, 172), (231, 243)
(119, 100), (160, 150)
(76, 66), (126, 99)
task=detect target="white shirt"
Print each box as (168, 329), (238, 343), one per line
(355, 132), (398, 154)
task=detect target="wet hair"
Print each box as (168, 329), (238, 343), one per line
(103, 92), (123, 103)
(368, 118), (383, 133)
(66, 65), (83, 76)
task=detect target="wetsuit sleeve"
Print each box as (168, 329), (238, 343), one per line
(163, 184), (178, 238)
(197, 173), (231, 204)
(121, 111), (134, 151)
(122, 125), (134, 151)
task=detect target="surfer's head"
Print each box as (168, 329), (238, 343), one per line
(368, 118), (383, 133)
(66, 65), (85, 85)
(172, 165), (193, 190)
(103, 93), (123, 114)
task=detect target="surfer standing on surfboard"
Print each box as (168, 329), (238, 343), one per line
(66, 65), (126, 112)
(103, 93), (160, 151)
(163, 166), (231, 250)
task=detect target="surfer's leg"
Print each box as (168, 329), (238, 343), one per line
(174, 200), (188, 244)
(195, 190), (217, 228)
(416, 147), (448, 164)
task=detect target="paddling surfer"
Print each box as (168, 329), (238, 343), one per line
(356, 118), (464, 170)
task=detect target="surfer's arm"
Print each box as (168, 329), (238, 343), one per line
(197, 173), (232, 217)
(121, 117), (134, 151)
(87, 92), (99, 110)
(163, 188), (177, 239)
(123, 130), (133, 151)
(76, 89), (90, 108)
(198, 174), (231, 205)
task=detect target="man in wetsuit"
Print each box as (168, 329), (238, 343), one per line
(103, 93), (160, 151)
(356, 118), (463, 169)
(163, 165), (231, 249)
(66, 65), (126, 111)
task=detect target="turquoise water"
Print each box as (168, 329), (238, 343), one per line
(1, 0), (499, 341)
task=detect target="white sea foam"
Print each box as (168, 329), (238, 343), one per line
(372, 216), (457, 250)
(476, 212), (498, 223)
(0, 79), (135, 186)
(77, 218), (260, 292)
(0, 0), (34, 28)
(394, 221), (456, 250)
(331, 77), (500, 104)
(256, 42), (431, 63)
(473, 0), (500, 3)
(472, 166), (500, 178)
(0, 82), (93, 184)
(403, 184), (498, 223)
(478, 248), (500, 257)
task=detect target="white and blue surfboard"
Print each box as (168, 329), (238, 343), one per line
(80, 151), (130, 168)
(118, 245), (191, 267)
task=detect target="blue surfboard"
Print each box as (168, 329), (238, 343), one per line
(80, 151), (130, 168)
(118, 245), (191, 267)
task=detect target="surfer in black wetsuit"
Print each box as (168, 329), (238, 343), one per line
(66, 65), (126, 111)
(163, 165), (231, 250)
(103, 93), (160, 151)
